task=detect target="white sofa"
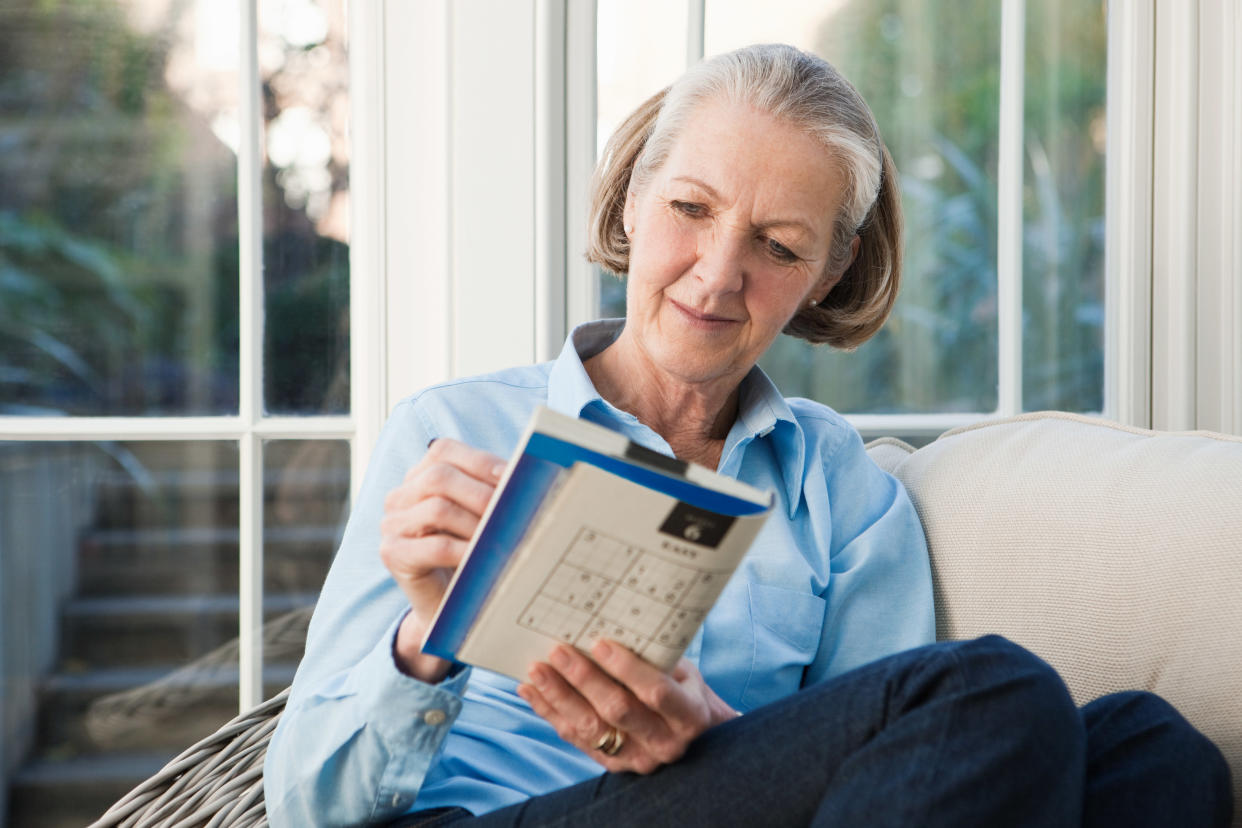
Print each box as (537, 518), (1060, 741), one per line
(867, 411), (1242, 822)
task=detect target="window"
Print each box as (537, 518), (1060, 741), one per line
(596, 0), (1108, 438)
(4, 0), (1238, 821)
(0, 0), (356, 821)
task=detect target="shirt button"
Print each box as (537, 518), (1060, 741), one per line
(390, 793), (403, 807)
(423, 709), (447, 726)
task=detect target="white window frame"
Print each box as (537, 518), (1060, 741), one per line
(0, 0), (385, 712)
(376, 0), (1242, 439)
(1112, 0), (1242, 435)
(382, 0), (596, 395)
(8, 0), (1236, 718)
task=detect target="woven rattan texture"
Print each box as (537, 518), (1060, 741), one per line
(88, 688), (287, 828)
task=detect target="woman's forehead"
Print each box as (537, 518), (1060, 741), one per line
(652, 100), (844, 230)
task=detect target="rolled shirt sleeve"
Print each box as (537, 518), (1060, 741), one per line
(263, 400), (466, 826)
(265, 612), (470, 825)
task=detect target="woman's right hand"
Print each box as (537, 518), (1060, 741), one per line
(380, 437), (507, 682)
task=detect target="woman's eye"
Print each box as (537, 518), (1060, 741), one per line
(765, 238), (798, 263)
(671, 200), (705, 217)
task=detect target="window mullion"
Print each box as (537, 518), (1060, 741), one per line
(1151, 0), (1199, 431)
(349, 0), (388, 499)
(564, 0), (598, 330)
(237, 0), (264, 712)
(1195, 0), (1242, 435)
(997, 0), (1026, 417)
(385, 0), (453, 398)
(686, 0), (704, 68)
(535, 0), (568, 362)
(1104, 0), (1155, 428)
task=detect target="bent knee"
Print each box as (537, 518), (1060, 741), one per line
(1084, 691), (1233, 826)
(1086, 691), (1232, 796)
(912, 636), (1078, 728)
(951, 636), (1073, 700)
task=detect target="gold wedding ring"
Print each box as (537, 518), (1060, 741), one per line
(594, 727), (625, 756)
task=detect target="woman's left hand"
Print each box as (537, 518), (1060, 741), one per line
(516, 639), (738, 774)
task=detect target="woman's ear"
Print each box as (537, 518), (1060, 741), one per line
(623, 189), (636, 237)
(846, 234), (861, 269)
(814, 235), (861, 302)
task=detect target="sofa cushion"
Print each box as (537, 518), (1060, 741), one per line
(862, 436), (916, 475)
(869, 411), (1242, 815)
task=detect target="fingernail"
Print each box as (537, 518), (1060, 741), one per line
(592, 639), (612, 661)
(491, 463), (506, 479)
(549, 647), (571, 669)
(528, 666), (548, 689)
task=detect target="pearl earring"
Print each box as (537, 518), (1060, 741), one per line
(624, 224), (633, 235)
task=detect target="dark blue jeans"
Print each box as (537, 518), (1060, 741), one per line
(399, 636), (1232, 827)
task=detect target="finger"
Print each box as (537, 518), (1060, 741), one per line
(416, 438), (507, 486)
(380, 495), (481, 541)
(671, 659), (693, 683)
(516, 679), (580, 739)
(379, 532), (466, 576)
(387, 460), (498, 517)
(517, 681), (664, 775)
(526, 660), (616, 746)
(586, 641), (713, 764)
(591, 639), (704, 733)
(545, 645), (668, 742)
(379, 533), (467, 614)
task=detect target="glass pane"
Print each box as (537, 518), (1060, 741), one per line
(595, 3), (1121, 414)
(704, 0), (1004, 413)
(595, 0), (688, 321)
(262, 439), (349, 678)
(1, 440), (238, 826)
(0, 1), (240, 416)
(260, 0), (350, 415)
(1021, 1), (1107, 412)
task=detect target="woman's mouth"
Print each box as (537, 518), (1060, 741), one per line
(669, 298), (737, 327)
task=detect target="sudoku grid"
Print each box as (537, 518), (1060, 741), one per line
(516, 526), (724, 668)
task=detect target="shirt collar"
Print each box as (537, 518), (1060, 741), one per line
(728, 364), (806, 519)
(546, 319), (807, 518)
(545, 318), (626, 419)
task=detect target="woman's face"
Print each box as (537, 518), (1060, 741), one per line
(622, 98), (846, 389)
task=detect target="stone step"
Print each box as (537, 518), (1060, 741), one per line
(34, 664), (296, 758)
(7, 751), (173, 828)
(60, 591), (318, 668)
(91, 465), (350, 529)
(76, 524), (339, 596)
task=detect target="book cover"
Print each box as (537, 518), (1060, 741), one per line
(422, 406), (773, 681)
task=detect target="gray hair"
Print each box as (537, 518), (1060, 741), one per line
(586, 43), (903, 349)
(633, 43), (883, 276)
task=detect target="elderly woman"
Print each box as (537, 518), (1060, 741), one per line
(264, 44), (1230, 827)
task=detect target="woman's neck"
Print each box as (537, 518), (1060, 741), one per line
(583, 335), (742, 470)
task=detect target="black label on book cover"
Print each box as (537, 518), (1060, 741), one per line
(624, 442), (689, 476)
(658, 502), (735, 548)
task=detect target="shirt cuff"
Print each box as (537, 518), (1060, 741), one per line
(357, 611), (472, 818)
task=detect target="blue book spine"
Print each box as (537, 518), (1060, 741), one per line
(524, 432), (767, 517)
(423, 420), (768, 661)
(422, 453), (563, 661)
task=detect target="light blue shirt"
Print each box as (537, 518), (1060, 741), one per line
(264, 320), (934, 826)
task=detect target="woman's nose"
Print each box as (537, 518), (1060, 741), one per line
(695, 226), (746, 293)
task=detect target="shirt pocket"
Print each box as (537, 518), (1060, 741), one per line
(740, 582), (826, 710)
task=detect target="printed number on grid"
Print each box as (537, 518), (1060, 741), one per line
(517, 526), (723, 668)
